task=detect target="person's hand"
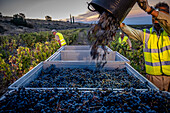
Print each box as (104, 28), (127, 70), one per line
(120, 23), (125, 28)
(137, 0), (151, 12)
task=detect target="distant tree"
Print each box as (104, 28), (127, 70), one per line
(45, 16), (52, 21)
(12, 14), (26, 26)
(19, 13), (25, 19)
(11, 13), (33, 28)
(0, 12), (2, 17)
(72, 16), (75, 23)
(70, 14), (72, 24)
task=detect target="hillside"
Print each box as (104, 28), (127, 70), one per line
(0, 16), (90, 36)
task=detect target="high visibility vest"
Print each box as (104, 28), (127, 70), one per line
(119, 36), (128, 45)
(56, 32), (66, 46)
(143, 28), (170, 75)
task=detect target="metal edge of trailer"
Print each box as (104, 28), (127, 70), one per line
(23, 88), (150, 92)
(63, 46), (129, 62)
(66, 46), (130, 63)
(45, 46), (65, 61)
(0, 90), (14, 101)
(8, 62), (43, 90)
(45, 45), (130, 63)
(48, 50), (130, 63)
(42, 61), (126, 70)
(60, 50), (116, 61)
(64, 45), (91, 50)
(125, 63), (159, 90)
(115, 52), (130, 63)
(106, 46), (113, 52)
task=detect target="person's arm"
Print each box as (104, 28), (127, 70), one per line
(137, 0), (170, 36)
(120, 23), (144, 42)
(152, 11), (170, 36)
(55, 35), (61, 46)
(127, 38), (132, 49)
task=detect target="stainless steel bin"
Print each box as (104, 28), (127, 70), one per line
(8, 61), (159, 91)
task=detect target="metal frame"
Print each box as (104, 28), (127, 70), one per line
(8, 62), (43, 89)
(0, 90), (14, 101)
(45, 45), (130, 63)
(125, 63), (159, 90)
(115, 52), (130, 63)
(60, 50), (116, 61)
(64, 45), (91, 50)
(45, 46), (65, 61)
(8, 61), (158, 91)
(46, 45), (91, 61)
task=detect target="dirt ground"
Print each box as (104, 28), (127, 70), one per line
(72, 29), (91, 45)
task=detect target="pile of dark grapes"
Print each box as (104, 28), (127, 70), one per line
(27, 65), (148, 89)
(0, 88), (169, 112)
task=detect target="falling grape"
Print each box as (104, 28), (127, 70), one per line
(88, 12), (118, 69)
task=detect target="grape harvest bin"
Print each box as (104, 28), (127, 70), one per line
(45, 45), (130, 63)
(8, 45), (158, 91)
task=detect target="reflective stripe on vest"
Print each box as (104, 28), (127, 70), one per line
(143, 28), (170, 75)
(119, 36), (128, 44)
(56, 32), (66, 46)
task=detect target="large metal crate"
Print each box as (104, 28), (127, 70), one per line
(45, 45), (130, 63)
(8, 61), (159, 91)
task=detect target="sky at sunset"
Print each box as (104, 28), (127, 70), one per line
(0, 0), (170, 24)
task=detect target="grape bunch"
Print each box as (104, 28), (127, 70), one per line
(88, 12), (118, 68)
(0, 88), (169, 112)
(26, 65), (148, 89)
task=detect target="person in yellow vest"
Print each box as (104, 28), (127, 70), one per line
(120, 1), (170, 91)
(52, 29), (66, 47)
(119, 31), (132, 49)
